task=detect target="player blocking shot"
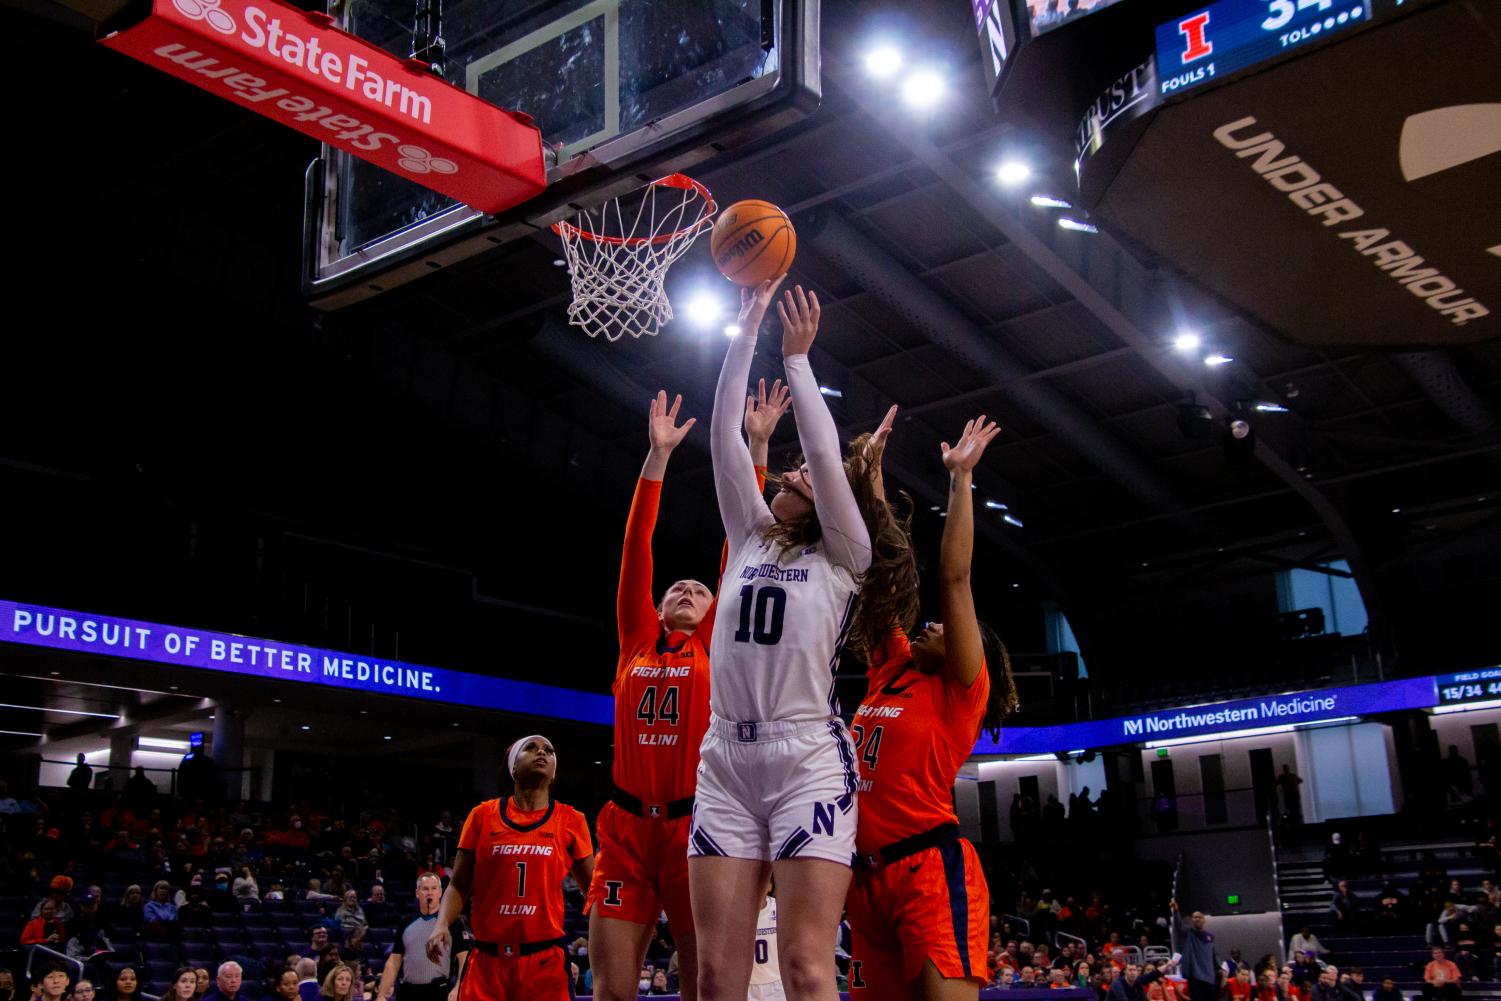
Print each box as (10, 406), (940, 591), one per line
(427, 736), (593, 1001)
(585, 386), (788, 1001)
(691, 278), (918, 1001)
(846, 417), (1020, 1001)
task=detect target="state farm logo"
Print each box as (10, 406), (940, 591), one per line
(173, 0), (235, 34)
(396, 144), (457, 175)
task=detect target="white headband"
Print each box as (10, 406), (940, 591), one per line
(507, 735), (552, 777)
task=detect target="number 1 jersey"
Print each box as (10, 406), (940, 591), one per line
(458, 798), (592, 945)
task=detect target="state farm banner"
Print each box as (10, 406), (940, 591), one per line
(101, 0), (546, 214)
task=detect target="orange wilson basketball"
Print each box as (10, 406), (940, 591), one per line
(710, 200), (796, 287)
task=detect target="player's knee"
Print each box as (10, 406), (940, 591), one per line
(778, 941), (833, 994)
(695, 960), (734, 1001)
(590, 984), (636, 1001)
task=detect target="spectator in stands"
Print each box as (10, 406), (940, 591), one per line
(1309, 967), (1344, 1001)
(1292, 952), (1322, 988)
(1171, 900), (1219, 1001)
(144, 879), (180, 940)
(1422, 969), (1461, 1001)
(1290, 928), (1329, 960)
(0, 781), (19, 814)
(232, 866), (259, 902)
(33, 875), (77, 922)
(1148, 967), (1182, 1001)
(179, 891), (211, 929)
(1444, 746), (1474, 802)
(201, 963), (242, 1001)
(1276, 766), (1304, 824)
(1425, 948), (1461, 990)
(1453, 923), (1480, 981)
(302, 927), (331, 960)
(334, 890), (366, 937)
(1373, 884), (1408, 931)
(367, 885), (386, 906)
(114, 885), (144, 932)
(71, 980), (96, 1001)
(1225, 967), (1253, 1001)
(33, 963), (70, 1001)
(292, 960), (319, 1001)
(169, 969), (199, 1001)
(1332, 881), (1360, 932)
(1077, 962), (1094, 988)
(106, 966), (141, 1001)
(273, 970), (299, 1001)
(648, 970), (669, 995)
(21, 897), (66, 946)
(67, 754), (94, 793)
(1252, 970), (1285, 1001)
(305, 879), (336, 902)
(1435, 902), (1464, 946)
(193, 969), (210, 1000)
(1370, 979), (1402, 1001)
(1341, 968), (1366, 1001)
(67, 889), (112, 957)
(319, 966), (358, 1001)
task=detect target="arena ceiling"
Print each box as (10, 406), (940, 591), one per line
(3, 0), (1499, 709)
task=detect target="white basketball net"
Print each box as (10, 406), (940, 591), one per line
(552, 174), (717, 341)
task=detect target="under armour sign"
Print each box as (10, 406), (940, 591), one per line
(100, 0), (545, 214)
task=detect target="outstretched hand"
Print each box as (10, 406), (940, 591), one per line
(941, 415), (1001, 475)
(745, 377), (792, 444)
(776, 284), (820, 357)
(648, 390), (696, 454)
(867, 404), (898, 463)
(737, 275), (787, 333)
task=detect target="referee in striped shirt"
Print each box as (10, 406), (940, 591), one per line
(377, 874), (470, 1001)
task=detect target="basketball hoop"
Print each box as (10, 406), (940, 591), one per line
(552, 174), (717, 341)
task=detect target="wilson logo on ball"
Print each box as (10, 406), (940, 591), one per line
(717, 229), (764, 265)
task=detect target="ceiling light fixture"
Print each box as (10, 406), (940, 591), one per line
(1057, 217), (1099, 234)
(864, 45), (903, 79)
(901, 70), (946, 109)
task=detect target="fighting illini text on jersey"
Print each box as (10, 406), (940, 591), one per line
(613, 477), (715, 806)
(852, 629), (989, 855)
(458, 797), (592, 946)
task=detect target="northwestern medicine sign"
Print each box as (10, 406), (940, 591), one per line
(0, 599), (1486, 755)
(0, 599), (611, 726)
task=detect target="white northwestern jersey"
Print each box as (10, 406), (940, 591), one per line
(710, 533), (859, 723)
(750, 897), (781, 987)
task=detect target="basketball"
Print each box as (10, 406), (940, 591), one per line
(710, 200), (797, 287)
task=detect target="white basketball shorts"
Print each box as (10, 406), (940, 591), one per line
(689, 714), (858, 866)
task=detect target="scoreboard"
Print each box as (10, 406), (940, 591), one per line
(1155, 0), (1374, 96)
(1435, 668), (1501, 710)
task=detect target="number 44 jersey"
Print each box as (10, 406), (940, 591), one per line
(711, 535), (859, 723)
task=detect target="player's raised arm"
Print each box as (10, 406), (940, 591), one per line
(777, 284), (871, 574)
(937, 416), (1002, 688)
(619, 391), (696, 649)
(711, 278), (784, 550)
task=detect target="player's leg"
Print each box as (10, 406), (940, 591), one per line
(689, 726), (773, 1001)
(586, 912), (653, 1001)
(896, 839), (988, 1001)
(660, 816), (699, 1001)
(770, 858), (851, 1001)
(689, 856), (770, 1001)
(586, 803), (659, 1001)
(516, 947), (571, 1001)
(847, 869), (912, 1001)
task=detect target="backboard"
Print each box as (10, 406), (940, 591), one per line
(303, 0), (819, 307)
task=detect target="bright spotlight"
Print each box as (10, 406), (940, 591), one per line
(1030, 194), (1072, 208)
(984, 500), (1009, 510)
(1002, 514), (1025, 528)
(684, 293), (724, 328)
(818, 385), (844, 398)
(1058, 217), (1099, 234)
(1204, 353), (1234, 367)
(996, 161), (1032, 186)
(1172, 332), (1202, 353)
(864, 45), (903, 79)
(1254, 402), (1290, 413)
(901, 70), (945, 109)
(723, 323), (743, 338)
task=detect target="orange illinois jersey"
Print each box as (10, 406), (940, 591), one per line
(851, 629), (989, 855)
(613, 476), (717, 806)
(458, 798), (592, 944)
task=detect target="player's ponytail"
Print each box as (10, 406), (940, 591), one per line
(979, 619), (1019, 741)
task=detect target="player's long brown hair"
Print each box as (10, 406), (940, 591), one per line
(764, 432), (920, 664)
(979, 619), (1020, 741)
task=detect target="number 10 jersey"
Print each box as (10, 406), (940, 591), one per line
(710, 534), (859, 723)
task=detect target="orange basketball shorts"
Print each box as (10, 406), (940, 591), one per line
(458, 947), (571, 1001)
(584, 800), (694, 933)
(846, 835), (989, 999)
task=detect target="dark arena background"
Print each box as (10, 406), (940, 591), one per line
(3, 0), (1500, 998)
